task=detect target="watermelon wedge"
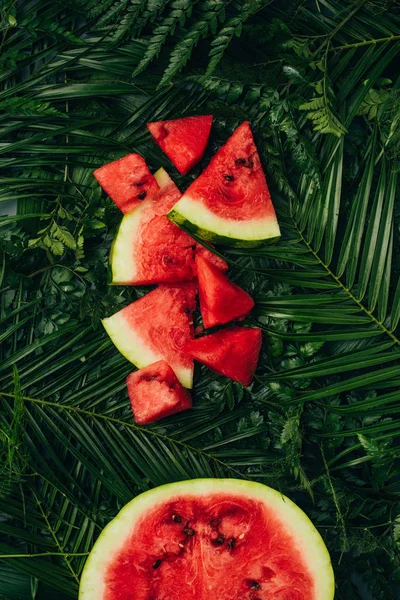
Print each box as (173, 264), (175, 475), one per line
(127, 360), (192, 424)
(79, 479), (335, 600)
(93, 154), (159, 214)
(168, 122), (280, 246)
(110, 169), (196, 285)
(102, 283), (197, 388)
(195, 242), (228, 272)
(147, 115), (213, 175)
(196, 255), (254, 328)
(184, 326), (261, 386)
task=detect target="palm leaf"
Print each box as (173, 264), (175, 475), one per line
(1, 0), (400, 597)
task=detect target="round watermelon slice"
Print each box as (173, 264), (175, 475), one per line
(168, 122), (280, 246)
(93, 154), (160, 214)
(102, 283), (197, 388)
(79, 479), (334, 600)
(147, 115), (213, 175)
(110, 169), (196, 285)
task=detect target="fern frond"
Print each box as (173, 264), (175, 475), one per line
(206, 0), (265, 76)
(133, 0), (195, 76)
(299, 94), (347, 137)
(159, 0), (229, 87)
(133, 0), (171, 35)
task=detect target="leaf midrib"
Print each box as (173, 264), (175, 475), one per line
(294, 220), (400, 346)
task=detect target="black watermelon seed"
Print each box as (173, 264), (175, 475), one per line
(247, 580), (261, 590)
(184, 527), (195, 536)
(224, 174), (234, 181)
(227, 537), (236, 550)
(172, 514), (182, 523)
(235, 158), (246, 165)
(152, 559), (162, 569)
(212, 534), (225, 546)
(138, 191), (147, 200)
(136, 181), (145, 187)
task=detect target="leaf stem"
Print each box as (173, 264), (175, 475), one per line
(32, 489), (80, 584)
(294, 222), (400, 346)
(331, 34), (400, 52)
(0, 552), (89, 559)
(0, 393), (254, 480)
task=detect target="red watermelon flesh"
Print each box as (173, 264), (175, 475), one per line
(111, 171), (196, 285)
(178, 121), (276, 221)
(195, 242), (228, 272)
(197, 255), (254, 328)
(127, 360), (192, 424)
(184, 326), (261, 386)
(104, 492), (315, 600)
(93, 154), (159, 214)
(102, 283), (197, 388)
(147, 115), (213, 175)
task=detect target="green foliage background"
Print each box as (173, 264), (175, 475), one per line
(1, 0), (400, 597)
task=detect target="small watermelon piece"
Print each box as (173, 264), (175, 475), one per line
(147, 115), (213, 175)
(110, 169), (196, 285)
(197, 255), (254, 328)
(184, 326), (261, 386)
(79, 479), (335, 600)
(168, 121), (280, 246)
(93, 153), (159, 214)
(102, 283), (197, 388)
(195, 242), (228, 272)
(127, 360), (192, 424)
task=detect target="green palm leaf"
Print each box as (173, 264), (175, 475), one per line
(1, 0), (400, 597)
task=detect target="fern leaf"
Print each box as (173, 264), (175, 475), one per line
(300, 95), (347, 137)
(159, 0), (228, 87)
(51, 223), (76, 251)
(133, 0), (171, 36)
(206, 0), (265, 76)
(133, 0), (194, 76)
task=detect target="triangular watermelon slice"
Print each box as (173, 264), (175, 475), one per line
(184, 326), (262, 386)
(168, 121), (280, 246)
(127, 360), (192, 424)
(94, 153), (159, 214)
(110, 169), (196, 285)
(102, 283), (197, 388)
(147, 115), (213, 175)
(195, 242), (228, 272)
(196, 255), (254, 328)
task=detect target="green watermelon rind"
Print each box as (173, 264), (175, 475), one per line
(168, 198), (281, 248)
(79, 478), (335, 600)
(102, 313), (193, 389)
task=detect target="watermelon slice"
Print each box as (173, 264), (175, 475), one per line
(110, 169), (196, 285)
(93, 154), (159, 214)
(196, 255), (254, 328)
(102, 283), (197, 388)
(127, 360), (192, 424)
(79, 479), (335, 600)
(184, 326), (261, 386)
(195, 242), (228, 272)
(168, 122), (280, 246)
(147, 115), (213, 175)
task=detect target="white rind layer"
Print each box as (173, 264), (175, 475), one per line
(172, 194), (281, 242)
(110, 204), (145, 283)
(102, 311), (193, 388)
(110, 168), (173, 284)
(79, 479), (334, 600)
